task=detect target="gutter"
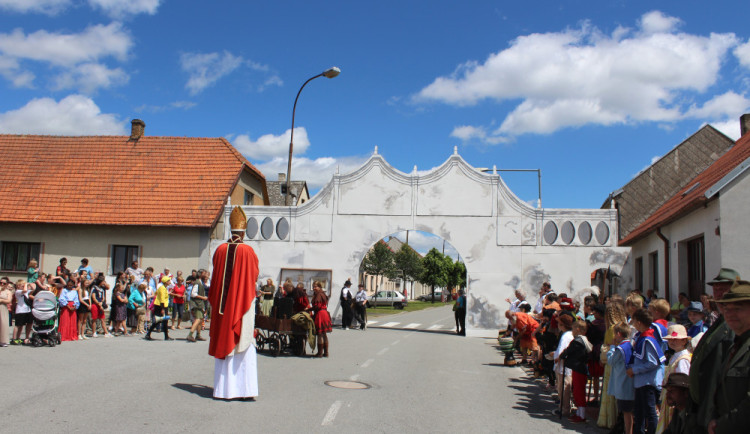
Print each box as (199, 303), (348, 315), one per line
(656, 227), (670, 302)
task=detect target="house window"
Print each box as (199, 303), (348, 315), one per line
(244, 190), (254, 205)
(649, 251), (659, 293)
(111, 245), (139, 275)
(634, 257), (643, 292)
(1, 241), (41, 272)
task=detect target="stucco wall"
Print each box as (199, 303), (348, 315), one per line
(213, 151), (630, 337)
(0, 222), (205, 279)
(718, 169), (750, 279)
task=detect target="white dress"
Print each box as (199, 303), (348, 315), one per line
(213, 303), (258, 399)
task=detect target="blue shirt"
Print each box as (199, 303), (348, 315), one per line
(607, 342), (635, 400)
(58, 288), (80, 309)
(687, 320), (707, 338)
(77, 265), (93, 276)
(128, 289), (144, 310)
(632, 332), (666, 389)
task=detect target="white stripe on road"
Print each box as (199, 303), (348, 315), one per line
(322, 401), (343, 426)
(362, 358), (374, 368)
(403, 323), (421, 329)
(391, 340), (400, 346)
(381, 322), (400, 328)
(427, 324), (444, 330)
(377, 347), (389, 356)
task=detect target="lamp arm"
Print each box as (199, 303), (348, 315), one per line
(286, 72), (324, 206)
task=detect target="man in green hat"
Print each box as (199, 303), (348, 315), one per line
(688, 268), (739, 433)
(708, 279), (750, 434)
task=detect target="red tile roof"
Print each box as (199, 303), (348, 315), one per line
(0, 135), (265, 228)
(620, 132), (750, 245)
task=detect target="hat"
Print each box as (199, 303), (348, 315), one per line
(559, 297), (574, 310)
(344, 280), (352, 287)
(707, 268), (740, 285)
(715, 279), (750, 304)
(161, 276), (171, 284)
(687, 301), (704, 313)
(664, 373), (690, 389)
(229, 206), (248, 232)
(663, 324), (688, 340)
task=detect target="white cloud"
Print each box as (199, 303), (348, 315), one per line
(450, 125), (510, 145)
(685, 91), (750, 119)
(0, 0), (70, 15)
(87, 0), (160, 18)
(416, 11), (739, 139)
(0, 22), (132, 92)
(389, 231), (460, 259)
(232, 128), (310, 161)
(709, 119), (742, 140)
(254, 155), (369, 191)
(0, 94), (126, 135)
(181, 51), (244, 95)
(735, 40), (750, 69)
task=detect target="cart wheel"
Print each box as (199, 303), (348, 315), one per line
(256, 335), (264, 351)
(55, 332), (61, 345)
(49, 340), (56, 347)
(269, 337), (281, 357)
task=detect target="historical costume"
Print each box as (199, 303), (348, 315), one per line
(311, 282), (332, 357)
(58, 286), (80, 341)
(209, 207), (259, 400)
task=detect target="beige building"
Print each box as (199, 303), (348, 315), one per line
(0, 120), (268, 281)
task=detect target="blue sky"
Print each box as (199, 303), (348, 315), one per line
(1, 1), (749, 224)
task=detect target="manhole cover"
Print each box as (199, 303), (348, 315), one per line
(325, 380), (371, 390)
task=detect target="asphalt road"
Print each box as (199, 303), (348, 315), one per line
(2, 305), (598, 433)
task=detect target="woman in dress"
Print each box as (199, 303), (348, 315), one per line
(0, 279), (13, 347)
(58, 279), (80, 341)
(77, 279), (91, 340)
(260, 279), (275, 316)
(310, 281), (332, 358)
(112, 283), (129, 335)
(129, 283), (147, 334)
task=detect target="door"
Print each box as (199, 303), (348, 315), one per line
(687, 237), (705, 301)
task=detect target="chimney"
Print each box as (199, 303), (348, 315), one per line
(278, 173), (286, 182)
(130, 119), (145, 140)
(741, 113), (750, 137)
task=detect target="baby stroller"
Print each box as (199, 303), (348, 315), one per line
(30, 290), (61, 347)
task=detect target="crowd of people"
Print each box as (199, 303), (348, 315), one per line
(0, 257), (211, 347)
(503, 268), (749, 434)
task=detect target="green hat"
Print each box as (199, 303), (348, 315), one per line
(715, 279), (750, 303)
(707, 268), (740, 285)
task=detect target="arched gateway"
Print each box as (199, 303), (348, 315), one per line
(211, 148), (629, 337)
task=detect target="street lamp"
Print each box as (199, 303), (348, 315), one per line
(285, 66), (341, 206)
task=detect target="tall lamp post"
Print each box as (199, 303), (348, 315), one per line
(285, 66), (341, 206)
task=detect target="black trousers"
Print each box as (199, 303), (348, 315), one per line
(147, 306), (170, 338)
(455, 308), (466, 335)
(354, 303), (367, 328)
(341, 300), (353, 328)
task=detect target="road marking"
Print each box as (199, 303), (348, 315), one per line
(367, 320), (377, 325)
(381, 322), (400, 328)
(431, 315), (454, 325)
(362, 358), (374, 368)
(377, 347), (389, 356)
(349, 374), (360, 381)
(391, 340), (400, 346)
(322, 401), (343, 426)
(403, 323), (420, 329)
(427, 324), (444, 330)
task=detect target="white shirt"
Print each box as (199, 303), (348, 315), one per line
(534, 294), (546, 314)
(554, 330), (574, 375)
(15, 289), (31, 314)
(509, 298), (521, 312)
(668, 349), (691, 376)
(355, 289), (367, 303)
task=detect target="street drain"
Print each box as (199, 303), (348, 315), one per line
(325, 380), (371, 390)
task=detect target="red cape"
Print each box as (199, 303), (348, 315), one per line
(208, 239), (258, 359)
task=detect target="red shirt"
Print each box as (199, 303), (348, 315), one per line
(172, 284), (186, 304)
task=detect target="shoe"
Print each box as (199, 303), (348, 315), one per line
(0, 343), (7, 347)
(104, 333), (113, 338)
(196, 336), (206, 341)
(92, 333), (98, 338)
(78, 334), (83, 340)
(165, 337), (174, 341)
(187, 335), (196, 342)
(144, 335), (154, 341)
(552, 409), (562, 417)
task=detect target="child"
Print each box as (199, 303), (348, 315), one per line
(553, 312), (575, 417)
(625, 293), (644, 338)
(686, 302), (707, 338)
(12, 280), (32, 344)
(627, 308), (666, 434)
(648, 298), (671, 354)
(561, 320), (592, 423)
(656, 325), (692, 433)
(26, 259), (39, 283)
(608, 322), (636, 434)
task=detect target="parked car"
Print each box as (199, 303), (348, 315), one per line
(417, 290), (443, 302)
(367, 290), (408, 309)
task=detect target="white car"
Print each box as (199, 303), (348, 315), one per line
(367, 290), (408, 309)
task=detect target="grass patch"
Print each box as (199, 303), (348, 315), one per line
(366, 300), (451, 317)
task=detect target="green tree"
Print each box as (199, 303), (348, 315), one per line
(446, 259), (467, 296)
(361, 240), (397, 305)
(418, 248), (449, 303)
(394, 243), (424, 299)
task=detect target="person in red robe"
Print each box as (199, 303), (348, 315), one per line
(209, 206), (259, 400)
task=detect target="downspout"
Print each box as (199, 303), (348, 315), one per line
(656, 228), (670, 302)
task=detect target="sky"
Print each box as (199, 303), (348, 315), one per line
(2, 1), (749, 251)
